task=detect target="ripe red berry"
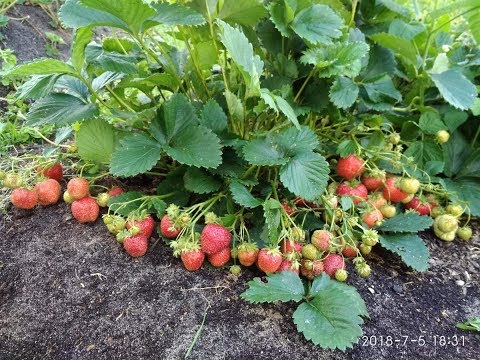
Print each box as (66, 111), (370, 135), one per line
(11, 188), (38, 209)
(337, 154), (365, 180)
(279, 239), (303, 254)
(282, 202), (295, 216)
(126, 215), (155, 238)
(181, 249), (205, 271)
(108, 186), (124, 197)
(237, 243), (260, 267)
(37, 163), (63, 181)
(67, 178), (90, 200)
(300, 259), (324, 280)
(257, 248), (282, 273)
(336, 181), (368, 205)
(71, 197), (99, 223)
(160, 215), (182, 238)
(124, 234), (148, 257)
(200, 223), (231, 255)
(278, 259), (300, 274)
(382, 177), (409, 203)
(207, 247), (231, 267)
(311, 230), (333, 252)
(404, 197), (433, 215)
(361, 173), (385, 191)
(323, 254), (345, 278)
(34, 179), (61, 206)
(366, 192), (387, 209)
(341, 244), (358, 258)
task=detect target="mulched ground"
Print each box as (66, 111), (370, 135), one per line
(1, 4), (479, 360)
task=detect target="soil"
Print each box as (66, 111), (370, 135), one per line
(1, 4), (479, 360)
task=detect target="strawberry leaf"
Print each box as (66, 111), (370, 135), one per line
(291, 5), (343, 45)
(4, 59), (76, 78)
(293, 273), (367, 351)
(76, 119), (117, 163)
(429, 69), (477, 110)
(329, 76), (359, 109)
(379, 212), (433, 233)
(148, 3), (205, 27)
(379, 234), (430, 272)
(229, 180), (262, 208)
(240, 271), (305, 303)
(200, 99), (228, 134)
(110, 133), (162, 177)
(107, 191), (145, 216)
(183, 168), (222, 194)
(218, 0), (267, 27)
(263, 198), (282, 243)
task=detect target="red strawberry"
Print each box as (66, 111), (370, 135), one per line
(207, 247), (231, 267)
(237, 243), (259, 267)
(181, 249), (205, 271)
(294, 197), (315, 207)
(282, 202), (295, 216)
(362, 209), (384, 228)
(108, 186), (124, 197)
(404, 197), (433, 215)
(300, 259), (324, 280)
(67, 178), (90, 200)
(336, 181), (368, 204)
(11, 188), (38, 209)
(126, 215), (155, 238)
(278, 259), (300, 274)
(311, 230), (332, 252)
(367, 192), (387, 209)
(37, 163), (63, 181)
(124, 234), (148, 257)
(382, 177), (409, 203)
(279, 239), (303, 254)
(34, 179), (61, 206)
(341, 244), (358, 258)
(323, 254), (345, 278)
(337, 154), (365, 180)
(160, 215), (182, 238)
(257, 247), (282, 273)
(361, 172), (385, 191)
(71, 197), (99, 223)
(200, 224), (231, 255)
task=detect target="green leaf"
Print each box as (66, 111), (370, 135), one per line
(16, 74), (62, 100)
(229, 180), (262, 208)
(309, 274), (368, 317)
(379, 212), (433, 233)
(291, 5), (343, 45)
(218, 0), (267, 27)
(217, 20), (263, 86)
(443, 109), (468, 133)
(59, 0), (127, 30)
(443, 131), (470, 177)
(379, 0), (411, 17)
(280, 152), (330, 201)
(225, 89), (244, 122)
(429, 69), (477, 110)
(201, 99), (228, 134)
(76, 119), (117, 163)
(379, 234), (430, 272)
(329, 76), (359, 109)
(456, 317), (480, 332)
(273, 95), (300, 129)
(241, 270), (305, 303)
(81, 0), (156, 34)
(457, 149), (480, 179)
(148, 3), (205, 27)
(71, 26), (94, 71)
(362, 74), (401, 103)
(369, 33), (417, 68)
(301, 42), (369, 78)
(388, 19), (424, 40)
(151, 94), (222, 169)
(336, 140), (358, 157)
(151, 198), (167, 218)
(418, 111), (446, 134)
(92, 71), (125, 91)
(276, 126), (319, 154)
(269, 0), (294, 37)
(293, 274), (366, 350)
(403, 139), (443, 169)
(25, 94), (98, 126)
(85, 45), (138, 74)
(107, 191), (145, 216)
(110, 133), (162, 177)
(183, 168), (221, 194)
(362, 45), (397, 81)
(243, 136), (289, 166)
(263, 198), (282, 243)
(4, 59), (75, 78)
(440, 178), (480, 217)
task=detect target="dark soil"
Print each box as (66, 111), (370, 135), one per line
(0, 4), (479, 360)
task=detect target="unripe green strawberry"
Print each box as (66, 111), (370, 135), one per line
(380, 204), (396, 218)
(389, 133), (401, 145)
(436, 130), (450, 144)
(399, 178), (420, 194)
(302, 244), (318, 260)
(361, 229), (379, 246)
(446, 204), (464, 217)
(97, 192), (110, 207)
(3, 173), (23, 188)
(435, 214), (458, 233)
(63, 190), (75, 204)
(401, 194), (415, 204)
(113, 217), (126, 232)
(103, 214), (114, 225)
(0, 170), (5, 180)
(107, 224), (116, 234)
(229, 265), (241, 276)
(433, 223), (456, 241)
(359, 244), (372, 255)
(456, 226), (472, 241)
(356, 264), (371, 277)
(335, 269), (348, 282)
(430, 206), (444, 218)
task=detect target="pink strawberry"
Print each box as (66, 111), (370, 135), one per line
(278, 259), (300, 274)
(11, 188), (38, 209)
(37, 162), (63, 181)
(71, 197), (99, 223)
(279, 239), (303, 254)
(323, 254), (345, 278)
(200, 223), (231, 255)
(67, 178), (90, 200)
(160, 215), (182, 238)
(35, 179), (61, 206)
(124, 234), (148, 257)
(126, 215), (155, 238)
(311, 230), (333, 252)
(207, 247), (231, 267)
(108, 186), (124, 197)
(256, 247), (282, 273)
(181, 249), (205, 271)
(300, 259), (324, 280)
(337, 154), (365, 180)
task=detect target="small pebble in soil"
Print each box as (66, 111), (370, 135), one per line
(368, 287), (375, 294)
(456, 280), (465, 286)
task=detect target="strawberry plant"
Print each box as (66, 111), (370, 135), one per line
(1, 0), (480, 352)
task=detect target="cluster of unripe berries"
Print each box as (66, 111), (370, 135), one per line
(432, 204), (472, 242)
